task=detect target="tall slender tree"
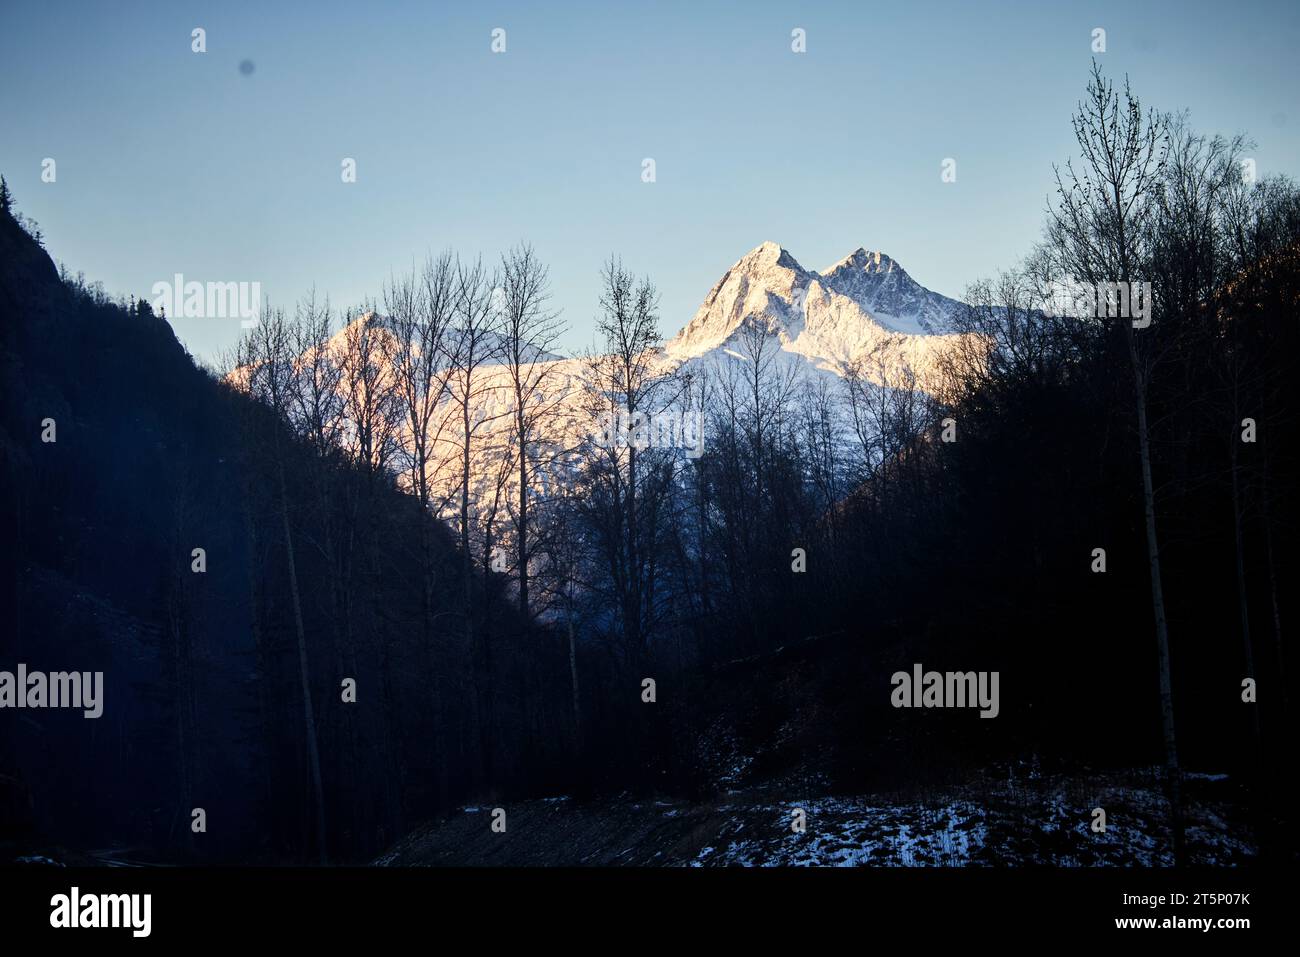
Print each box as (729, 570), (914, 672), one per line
(1045, 63), (1184, 861)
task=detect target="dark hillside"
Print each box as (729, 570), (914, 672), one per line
(0, 200), (572, 864)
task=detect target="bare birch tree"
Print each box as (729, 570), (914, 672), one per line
(1045, 62), (1185, 861)
(499, 243), (566, 619)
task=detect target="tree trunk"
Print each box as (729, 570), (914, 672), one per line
(1126, 328), (1184, 865)
(567, 592), (581, 752)
(278, 459), (328, 864)
(242, 502), (275, 841)
(517, 407), (530, 618)
(459, 398), (491, 788)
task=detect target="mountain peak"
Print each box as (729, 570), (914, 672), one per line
(825, 248), (901, 277)
(740, 241), (803, 272)
(665, 241), (963, 361)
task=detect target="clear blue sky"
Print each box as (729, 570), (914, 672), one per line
(3, 0), (1298, 364)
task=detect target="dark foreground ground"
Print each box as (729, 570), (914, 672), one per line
(376, 766), (1256, 867)
(1, 767), (1259, 867)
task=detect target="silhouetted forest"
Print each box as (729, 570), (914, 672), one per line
(2, 66), (1296, 865)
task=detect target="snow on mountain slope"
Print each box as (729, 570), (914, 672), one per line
(819, 248), (959, 335)
(236, 242), (970, 530)
(665, 242), (966, 390)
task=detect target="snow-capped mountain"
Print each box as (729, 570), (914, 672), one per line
(237, 241), (969, 530)
(665, 241), (965, 389)
(819, 248), (959, 335)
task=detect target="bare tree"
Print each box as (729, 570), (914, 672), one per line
(338, 307), (400, 478)
(385, 254), (456, 509)
(499, 243), (567, 619)
(290, 289), (345, 457)
(237, 305), (328, 864)
(799, 373), (846, 522)
(1154, 118), (1260, 759)
(1045, 62), (1185, 861)
(383, 253), (459, 797)
(735, 315), (800, 502)
(842, 342), (926, 505)
(444, 255), (505, 782)
(578, 257), (679, 670)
